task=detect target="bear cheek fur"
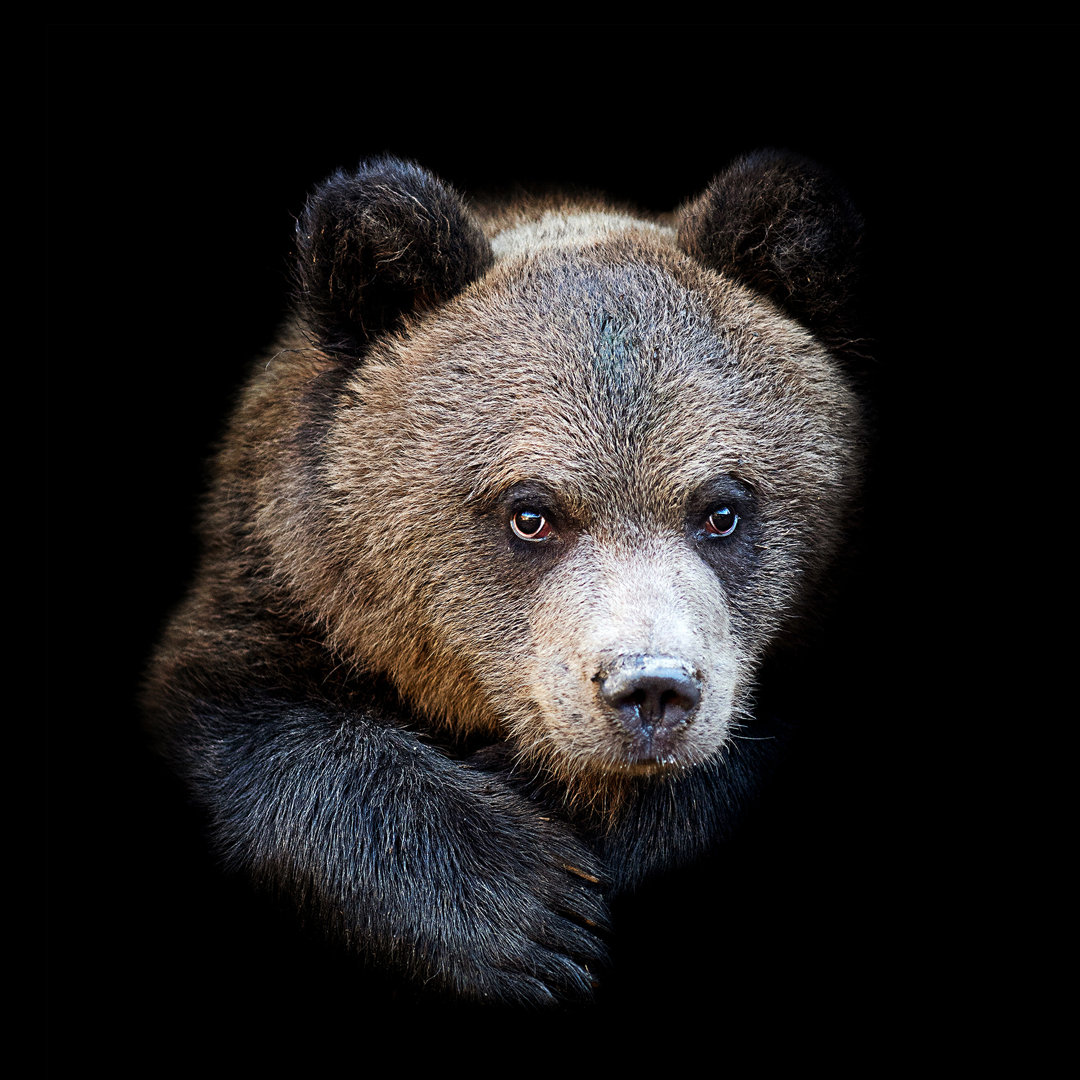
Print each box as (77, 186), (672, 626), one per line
(312, 342), (540, 739)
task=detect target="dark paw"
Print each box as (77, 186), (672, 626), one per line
(456, 843), (609, 1006)
(397, 781), (611, 1005)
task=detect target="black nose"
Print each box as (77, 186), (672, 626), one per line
(598, 656), (701, 751)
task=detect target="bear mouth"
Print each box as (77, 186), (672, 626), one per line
(618, 715), (695, 767)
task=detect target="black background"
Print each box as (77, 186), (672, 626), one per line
(50, 23), (1057, 1063)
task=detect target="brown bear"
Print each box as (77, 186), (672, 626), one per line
(142, 151), (865, 1006)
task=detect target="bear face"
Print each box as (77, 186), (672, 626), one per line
(143, 153), (865, 1004)
(300, 232), (861, 799)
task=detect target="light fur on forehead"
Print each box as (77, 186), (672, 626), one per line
(489, 208), (674, 261)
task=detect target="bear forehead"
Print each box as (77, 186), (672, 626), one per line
(354, 241), (842, 451)
(366, 236), (828, 393)
(344, 239), (851, 502)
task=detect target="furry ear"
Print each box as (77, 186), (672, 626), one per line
(295, 158), (493, 352)
(677, 150), (863, 348)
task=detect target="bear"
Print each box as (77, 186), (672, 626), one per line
(142, 151), (865, 1006)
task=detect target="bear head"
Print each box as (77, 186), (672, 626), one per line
(248, 154), (864, 809)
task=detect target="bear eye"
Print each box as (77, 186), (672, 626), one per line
(705, 507), (739, 538)
(510, 509), (553, 542)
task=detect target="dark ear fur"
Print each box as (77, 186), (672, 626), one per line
(295, 158), (493, 352)
(678, 150), (863, 349)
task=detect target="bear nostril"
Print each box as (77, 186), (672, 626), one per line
(612, 678), (700, 724)
(599, 658), (701, 733)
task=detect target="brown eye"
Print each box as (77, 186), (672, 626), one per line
(705, 507), (738, 538)
(511, 509), (552, 542)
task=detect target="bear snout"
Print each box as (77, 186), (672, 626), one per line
(596, 655), (702, 760)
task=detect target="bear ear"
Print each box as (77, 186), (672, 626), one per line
(295, 158), (493, 352)
(677, 150), (863, 348)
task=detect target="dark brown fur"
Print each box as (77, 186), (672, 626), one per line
(143, 153), (865, 1005)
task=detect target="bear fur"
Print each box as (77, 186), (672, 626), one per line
(142, 151), (865, 1006)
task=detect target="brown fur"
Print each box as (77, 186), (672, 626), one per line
(155, 206), (860, 800)
(143, 153), (865, 1002)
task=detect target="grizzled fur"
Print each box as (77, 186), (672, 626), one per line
(143, 152), (865, 1005)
